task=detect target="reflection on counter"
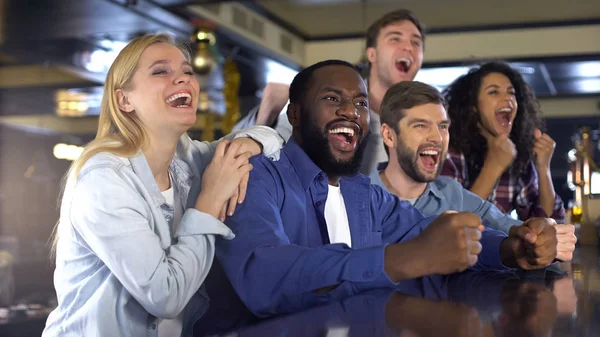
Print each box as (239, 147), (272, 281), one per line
(206, 246), (597, 337)
(1, 247), (596, 337)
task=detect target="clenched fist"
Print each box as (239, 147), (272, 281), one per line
(416, 211), (485, 275)
(485, 134), (517, 172)
(502, 218), (558, 269)
(533, 129), (556, 171)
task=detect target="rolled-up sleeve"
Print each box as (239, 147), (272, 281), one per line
(232, 126), (285, 160)
(190, 125), (284, 164)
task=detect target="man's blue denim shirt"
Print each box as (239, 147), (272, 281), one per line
(369, 162), (522, 233)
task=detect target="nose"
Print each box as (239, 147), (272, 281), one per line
(426, 125), (443, 144)
(174, 71), (192, 85)
(335, 99), (359, 121)
(501, 91), (515, 102)
(400, 40), (413, 53)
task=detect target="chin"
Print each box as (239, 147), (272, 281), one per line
(181, 112), (198, 124)
(397, 70), (416, 82)
(415, 167), (438, 183)
(175, 117), (196, 132)
(495, 127), (512, 137)
(331, 150), (356, 163)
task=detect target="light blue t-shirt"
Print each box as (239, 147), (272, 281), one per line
(369, 165), (522, 234)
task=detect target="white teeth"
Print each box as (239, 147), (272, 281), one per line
(420, 150), (439, 155)
(165, 92), (192, 104)
(396, 58), (412, 68)
(497, 107), (511, 113)
(328, 127), (355, 136)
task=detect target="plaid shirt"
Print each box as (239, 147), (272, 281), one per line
(441, 149), (565, 223)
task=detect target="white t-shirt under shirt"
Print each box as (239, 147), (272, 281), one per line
(161, 183), (183, 237)
(400, 197), (418, 206)
(324, 184), (352, 247)
(158, 177), (184, 337)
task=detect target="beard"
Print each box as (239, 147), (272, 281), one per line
(395, 136), (445, 183)
(299, 110), (370, 178)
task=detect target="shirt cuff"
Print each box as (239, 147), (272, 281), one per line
(476, 229), (516, 272)
(233, 126), (284, 161)
(342, 245), (398, 289)
(176, 208), (235, 240)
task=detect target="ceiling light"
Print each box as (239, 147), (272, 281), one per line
(414, 67), (472, 89)
(191, 25), (218, 75)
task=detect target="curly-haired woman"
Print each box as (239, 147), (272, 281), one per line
(441, 61), (565, 222)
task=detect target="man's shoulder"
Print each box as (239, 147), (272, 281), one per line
(431, 176), (467, 199)
(250, 152), (290, 169)
(433, 176), (463, 189)
(433, 176), (491, 207)
(248, 152), (293, 184)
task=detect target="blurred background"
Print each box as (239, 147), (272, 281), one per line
(0, 0), (598, 334)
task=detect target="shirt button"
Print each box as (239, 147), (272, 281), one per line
(317, 175), (324, 181)
(315, 201), (322, 207)
(363, 270), (373, 279)
(151, 324), (157, 330)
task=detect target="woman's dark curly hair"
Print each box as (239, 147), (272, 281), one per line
(443, 61), (543, 184)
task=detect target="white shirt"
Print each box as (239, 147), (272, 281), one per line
(158, 176), (184, 337)
(324, 184), (352, 247)
(161, 182), (184, 237)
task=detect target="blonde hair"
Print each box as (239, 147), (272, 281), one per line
(50, 33), (192, 256)
(73, 33), (191, 176)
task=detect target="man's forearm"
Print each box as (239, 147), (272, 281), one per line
(499, 238), (519, 269)
(220, 243), (398, 317)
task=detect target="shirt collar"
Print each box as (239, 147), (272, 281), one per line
(128, 135), (193, 208)
(282, 139), (323, 191)
(283, 139), (371, 190)
(424, 179), (445, 200)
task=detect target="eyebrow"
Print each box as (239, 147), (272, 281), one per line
(484, 84), (515, 90)
(148, 60), (192, 69)
(384, 31), (423, 41)
(321, 87), (368, 99)
(408, 118), (431, 125)
(408, 118), (450, 125)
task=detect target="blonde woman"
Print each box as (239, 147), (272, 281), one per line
(42, 34), (283, 337)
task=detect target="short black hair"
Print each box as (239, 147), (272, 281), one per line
(289, 59), (359, 105)
(380, 81), (445, 155)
